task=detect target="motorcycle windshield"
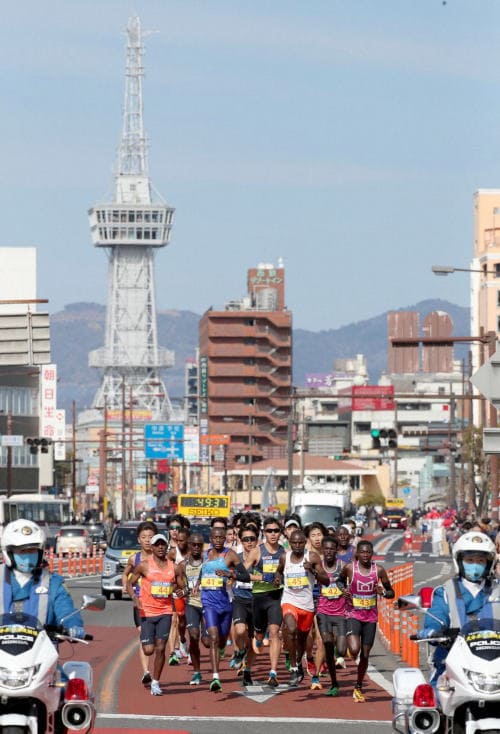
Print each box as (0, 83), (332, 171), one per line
(462, 618), (500, 662)
(0, 612), (42, 656)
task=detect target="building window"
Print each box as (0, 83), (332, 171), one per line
(497, 290), (500, 306)
(496, 263), (500, 278)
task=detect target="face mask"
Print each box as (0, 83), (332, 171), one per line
(13, 552), (39, 573)
(463, 562), (485, 582)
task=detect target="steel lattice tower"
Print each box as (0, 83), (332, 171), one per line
(88, 16), (175, 418)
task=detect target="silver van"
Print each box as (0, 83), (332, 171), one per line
(101, 522), (140, 600)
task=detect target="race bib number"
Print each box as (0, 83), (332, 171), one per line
(352, 595), (376, 609)
(263, 561), (278, 574)
(201, 577), (223, 589)
(321, 585), (342, 598)
(287, 574), (308, 589)
(150, 582), (173, 598)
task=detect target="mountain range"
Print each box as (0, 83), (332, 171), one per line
(51, 299), (469, 413)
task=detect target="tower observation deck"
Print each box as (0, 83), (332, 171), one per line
(88, 16), (175, 418)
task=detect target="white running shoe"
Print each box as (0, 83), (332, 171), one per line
(150, 681), (162, 696)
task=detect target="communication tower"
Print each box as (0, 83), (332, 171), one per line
(88, 17), (174, 417)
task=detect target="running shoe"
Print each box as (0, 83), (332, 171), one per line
(252, 638), (263, 655)
(297, 663), (305, 684)
(210, 678), (222, 693)
(310, 676), (322, 690)
(306, 659), (316, 677)
(168, 653), (179, 666)
(326, 685), (340, 697)
(288, 669), (299, 687)
(353, 686), (365, 702)
(319, 663), (329, 677)
(219, 647), (226, 660)
(141, 671), (152, 685)
(267, 673), (279, 688)
(242, 669), (253, 686)
(150, 682), (162, 696)
(237, 660), (246, 678)
(284, 652), (291, 671)
(230, 648), (246, 670)
(335, 657), (346, 669)
(189, 672), (202, 685)
(178, 640), (189, 658)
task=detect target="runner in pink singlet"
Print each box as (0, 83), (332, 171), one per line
(338, 540), (394, 702)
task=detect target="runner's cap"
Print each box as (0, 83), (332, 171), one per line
(150, 533), (168, 545)
(285, 519), (300, 529)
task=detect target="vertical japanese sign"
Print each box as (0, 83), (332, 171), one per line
(40, 364), (57, 440)
(54, 409), (66, 461)
(199, 356), (208, 415)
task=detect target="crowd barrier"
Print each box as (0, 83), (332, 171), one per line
(378, 561), (419, 667)
(46, 547), (104, 576)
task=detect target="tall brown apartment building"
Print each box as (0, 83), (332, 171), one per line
(199, 263), (292, 470)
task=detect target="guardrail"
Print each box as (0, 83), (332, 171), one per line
(46, 547), (104, 576)
(378, 561), (419, 667)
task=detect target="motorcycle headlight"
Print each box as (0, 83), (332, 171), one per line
(0, 664), (40, 689)
(464, 669), (500, 694)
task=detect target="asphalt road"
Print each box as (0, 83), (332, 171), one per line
(64, 531), (453, 734)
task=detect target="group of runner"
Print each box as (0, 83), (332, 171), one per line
(122, 513), (394, 700)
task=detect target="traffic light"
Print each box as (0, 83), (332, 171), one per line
(26, 437), (53, 454)
(371, 428), (381, 449)
(388, 428), (398, 449)
(27, 438), (41, 454)
(40, 438), (52, 454)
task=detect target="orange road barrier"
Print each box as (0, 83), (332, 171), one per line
(44, 547), (103, 578)
(377, 562), (415, 661)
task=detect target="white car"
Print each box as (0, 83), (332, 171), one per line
(55, 525), (90, 555)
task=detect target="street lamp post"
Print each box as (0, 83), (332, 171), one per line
(432, 265), (497, 276)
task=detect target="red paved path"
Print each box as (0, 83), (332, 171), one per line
(79, 625), (391, 722)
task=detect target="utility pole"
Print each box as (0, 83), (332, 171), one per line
(6, 411), (12, 498)
(121, 379), (127, 520)
(98, 398), (108, 520)
(392, 400), (398, 498)
(71, 401), (77, 515)
(248, 416), (253, 509)
(287, 394), (295, 510)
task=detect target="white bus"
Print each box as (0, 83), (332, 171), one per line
(0, 494), (71, 548)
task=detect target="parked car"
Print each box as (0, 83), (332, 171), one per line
(55, 525), (90, 555)
(101, 521), (140, 600)
(379, 509), (408, 531)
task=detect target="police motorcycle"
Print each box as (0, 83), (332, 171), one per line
(392, 535), (500, 734)
(0, 594), (105, 734)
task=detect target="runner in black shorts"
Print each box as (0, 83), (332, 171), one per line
(315, 536), (347, 695)
(247, 517), (285, 688)
(231, 524), (258, 686)
(175, 532), (207, 686)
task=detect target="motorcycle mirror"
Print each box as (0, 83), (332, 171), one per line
(81, 594), (106, 612)
(397, 594), (423, 611)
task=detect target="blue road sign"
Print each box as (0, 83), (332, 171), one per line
(402, 487), (411, 496)
(144, 423), (184, 460)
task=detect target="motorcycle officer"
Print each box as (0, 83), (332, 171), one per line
(0, 519), (86, 637)
(423, 530), (498, 691)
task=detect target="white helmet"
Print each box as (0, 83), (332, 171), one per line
(1, 519), (45, 569)
(452, 531), (495, 581)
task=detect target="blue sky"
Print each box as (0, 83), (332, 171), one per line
(1, 0), (499, 330)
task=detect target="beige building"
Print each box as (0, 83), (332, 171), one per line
(472, 190), (500, 352)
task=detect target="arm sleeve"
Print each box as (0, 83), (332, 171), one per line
(47, 574), (84, 628)
(233, 562), (250, 583)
